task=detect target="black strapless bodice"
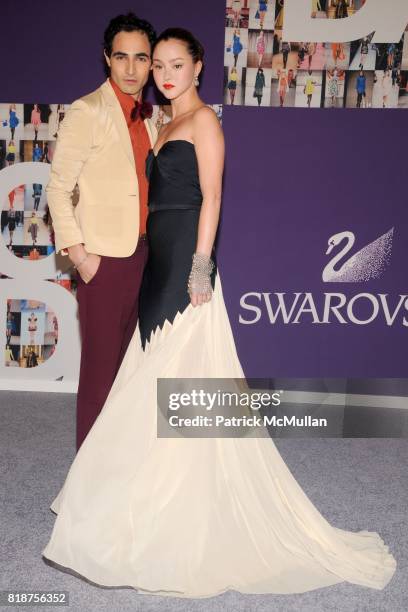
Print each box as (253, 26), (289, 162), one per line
(138, 139), (217, 349)
(145, 140), (203, 212)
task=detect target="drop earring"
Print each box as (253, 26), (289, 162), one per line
(194, 76), (199, 87)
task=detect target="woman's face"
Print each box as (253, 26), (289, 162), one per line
(152, 39), (201, 101)
(104, 30), (151, 98)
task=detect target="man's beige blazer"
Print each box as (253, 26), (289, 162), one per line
(46, 78), (158, 257)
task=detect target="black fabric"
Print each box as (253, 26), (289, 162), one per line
(145, 140), (203, 211)
(139, 140), (217, 349)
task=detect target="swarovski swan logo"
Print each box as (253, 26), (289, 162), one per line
(239, 225), (407, 327)
(322, 227), (394, 283)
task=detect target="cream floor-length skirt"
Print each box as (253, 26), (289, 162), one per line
(42, 273), (397, 598)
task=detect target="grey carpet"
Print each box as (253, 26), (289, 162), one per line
(1, 391), (407, 612)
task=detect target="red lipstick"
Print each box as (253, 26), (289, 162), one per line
(163, 83), (175, 90)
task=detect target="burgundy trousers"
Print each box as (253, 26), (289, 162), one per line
(75, 236), (148, 451)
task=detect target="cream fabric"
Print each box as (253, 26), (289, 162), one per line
(42, 273), (396, 598)
(46, 78), (157, 256)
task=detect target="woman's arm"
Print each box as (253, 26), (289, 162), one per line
(190, 106), (225, 306)
(193, 106), (224, 258)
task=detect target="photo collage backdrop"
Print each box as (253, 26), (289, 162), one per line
(224, 0), (408, 109)
(1, 103), (68, 369)
(0, 103), (222, 372)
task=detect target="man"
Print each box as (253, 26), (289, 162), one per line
(47, 13), (157, 451)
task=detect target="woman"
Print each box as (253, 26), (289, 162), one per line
(387, 43), (395, 70)
(275, 0), (284, 29)
(32, 142), (42, 162)
(287, 67), (295, 88)
(7, 209), (16, 246)
(277, 68), (289, 107)
(331, 42), (345, 67)
(27, 313), (38, 345)
(256, 29), (265, 67)
(356, 69), (366, 108)
(8, 104), (19, 139)
(8, 188), (16, 209)
(6, 140), (16, 166)
(311, 0), (321, 16)
(297, 42), (306, 67)
(328, 68), (340, 107)
(334, 0), (348, 19)
(281, 40), (291, 69)
(232, 28), (243, 67)
(56, 104), (65, 137)
(5, 345), (15, 366)
(304, 70), (316, 107)
(42, 28), (396, 598)
(231, 0), (242, 28)
(306, 41), (316, 71)
(52, 315), (59, 344)
(382, 69), (392, 108)
(51, 104), (65, 138)
(26, 347), (38, 368)
(29, 247), (40, 260)
(258, 0), (268, 29)
(253, 67), (265, 106)
(41, 142), (50, 163)
(31, 104), (41, 142)
(231, 0), (242, 27)
(359, 37), (369, 70)
(6, 312), (13, 346)
(227, 66), (238, 104)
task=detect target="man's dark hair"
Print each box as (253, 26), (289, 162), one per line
(103, 12), (156, 57)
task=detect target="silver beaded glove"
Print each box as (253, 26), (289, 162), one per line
(187, 252), (214, 297)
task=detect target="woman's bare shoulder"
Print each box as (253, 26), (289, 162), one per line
(192, 104), (218, 124)
(192, 105), (222, 137)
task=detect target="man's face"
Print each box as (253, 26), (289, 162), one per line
(104, 30), (151, 99)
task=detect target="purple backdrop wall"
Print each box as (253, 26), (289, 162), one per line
(3, 0), (407, 378)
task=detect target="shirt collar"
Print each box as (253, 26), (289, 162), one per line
(109, 77), (141, 125)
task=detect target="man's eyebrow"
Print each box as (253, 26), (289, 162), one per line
(112, 51), (150, 58)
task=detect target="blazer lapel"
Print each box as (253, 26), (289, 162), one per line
(100, 79), (134, 169)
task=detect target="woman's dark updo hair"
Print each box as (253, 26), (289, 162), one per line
(153, 28), (204, 64)
(103, 12), (156, 57)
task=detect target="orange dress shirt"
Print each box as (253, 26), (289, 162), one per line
(109, 78), (151, 236)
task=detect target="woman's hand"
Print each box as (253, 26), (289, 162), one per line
(187, 252), (214, 307)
